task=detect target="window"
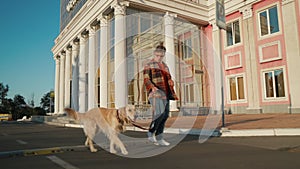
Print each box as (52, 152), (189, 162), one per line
(183, 84), (194, 103)
(229, 76), (245, 101)
(226, 20), (241, 46)
(179, 37), (192, 60)
(259, 6), (279, 36)
(264, 69), (285, 99)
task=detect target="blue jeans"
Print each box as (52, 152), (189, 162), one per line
(148, 98), (170, 140)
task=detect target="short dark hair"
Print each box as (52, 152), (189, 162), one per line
(155, 42), (166, 53)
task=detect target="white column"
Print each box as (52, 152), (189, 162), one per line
(164, 12), (178, 112)
(112, 1), (129, 108)
(282, 0), (300, 113)
(99, 15), (108, 108)
(79, 35), (88, 113)
(88, 27), (97, 110)
(59, 54), (65, 114)
(240, 6), (262, 114)
(211, 22), (222, 113)
(71, 41), (79, 111)
(54, 57), (60, 114)
(64, 47), (72, 108)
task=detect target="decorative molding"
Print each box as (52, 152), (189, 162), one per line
(111, 1), (129, 16)
(66, 0), (81, 12)
(259, 41), (282, 63)
(209, 21), (219, 32)
(55, 55), (61, 61)
(164, 12), (177, 25)
(87, 26), (97, 36)
(239, 5), (253, 20)
(98, 15), (108, 27)
(282, 0), (294, 5)
(225, 51), (242, 70)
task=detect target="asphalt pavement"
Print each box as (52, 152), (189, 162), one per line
(1, 121), (300, 169)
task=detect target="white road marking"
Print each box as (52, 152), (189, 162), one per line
(46, 155), (79, 169)
(16, 139), (27, 145)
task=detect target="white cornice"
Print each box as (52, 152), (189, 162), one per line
(128, 0), (209, 24)
(52, 0), (212, 56)
(52, 0), (113, 56)
(208, 0), (261, 23)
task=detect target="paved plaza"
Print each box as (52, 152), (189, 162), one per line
(1, 121), (300, 169)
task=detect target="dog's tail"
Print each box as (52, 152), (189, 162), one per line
(64, 108), (78, 120)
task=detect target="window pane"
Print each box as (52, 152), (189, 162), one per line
(185, 85), (189, 102)
(233, 21), (241, 44)
(274, 69), (285, 97)
(260, 11), (269, 36)
(190, 84), (194, 102)
(237, 77), (245, 99)
(187, 38), (192, 58)
(229, 78), (237, 100)
(226, 23), (233, 46)
(265, 72), (274, 98)
(269, 6), (279, 34)
(140, 13), (151, 33)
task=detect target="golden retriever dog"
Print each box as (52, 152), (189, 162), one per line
(64, 105), (135, 155)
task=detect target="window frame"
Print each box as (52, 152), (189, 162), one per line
(226, 74), (247, 103)
(257, 3), (281, 39)
(262, 67), (287, 101)
(225, 19), (242, 48)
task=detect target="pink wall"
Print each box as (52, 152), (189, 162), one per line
(223, 11), (248, 107)
(252, 0), (290, 106)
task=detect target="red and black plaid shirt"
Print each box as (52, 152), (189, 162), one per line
(143, 59), (178, 100)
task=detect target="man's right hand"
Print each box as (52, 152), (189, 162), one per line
(152, 87), (158, 92)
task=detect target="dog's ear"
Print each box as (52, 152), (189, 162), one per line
(64, 108), (78, 120)
(118, 108), (129, 124)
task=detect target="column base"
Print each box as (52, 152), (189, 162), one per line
(169, 100), (179, 111)
(246, 107), (262, 114)
(288, 107), (300, 114)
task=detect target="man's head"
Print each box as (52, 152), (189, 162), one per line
(154, 42), (166, 63)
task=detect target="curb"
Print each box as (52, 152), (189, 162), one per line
(221, 128), (300, 137)
(0, 146), (86, 159)
(45, 122), (221, 137)
(40, 121), (300, 137)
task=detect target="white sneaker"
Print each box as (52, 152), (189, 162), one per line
(147, 132), (157, 143)
(157, 139), (170, 146)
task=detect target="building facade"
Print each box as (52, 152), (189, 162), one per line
(52, 0), (300, 114)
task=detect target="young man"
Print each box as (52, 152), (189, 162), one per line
(143, 42), (178, 146)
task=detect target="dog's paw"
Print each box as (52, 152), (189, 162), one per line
(90, 148), (98, 153)
(121, 149), (128, 155)
(110, 149), (117, 154)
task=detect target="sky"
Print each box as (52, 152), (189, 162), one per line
(0, 0), (60, 106)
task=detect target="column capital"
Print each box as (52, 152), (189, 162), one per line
(55, 56), (60, 63)
(78, 34), (88, 44)
(71, 41), (79, 51)
(65, 46), (72, 52)
(282, 0), (294, 5)
(239, 5), (253, 20)
(209, 21), (219, 32)
(98, 15), (108, 27)
(87, 26), (97, 37)
(111, 1), (129, 16)
(60, 52), (66, 59)
(164, 12), (177, 25)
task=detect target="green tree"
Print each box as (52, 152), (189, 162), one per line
(40, 91), (54, 113)
(0, 83), (10, 113)
(11, 95), (27, 120)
